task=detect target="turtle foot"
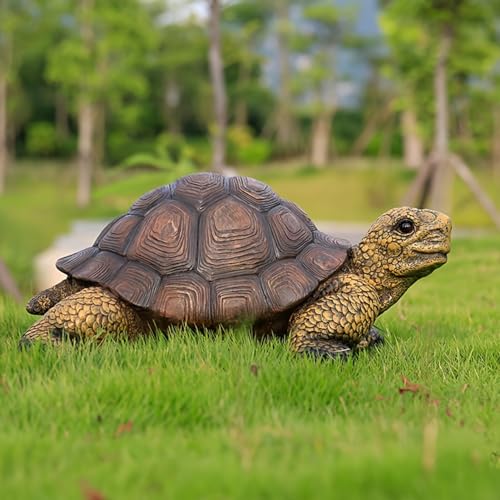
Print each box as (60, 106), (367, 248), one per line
(19, 287), (147, 347)
(368, 325), (385, 346)
(296, 339), (352, 360)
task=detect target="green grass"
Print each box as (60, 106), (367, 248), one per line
(1, 236), (499, 499)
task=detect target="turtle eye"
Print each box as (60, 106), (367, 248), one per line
(396, 219), (415, 235)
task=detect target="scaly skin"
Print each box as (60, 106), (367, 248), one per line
(20, 207), (451, 355)
(20, 287), (146, 346)
(26, 278), (87, 315)
(289, 274), (380, 357)
(289, 207), (451, 358)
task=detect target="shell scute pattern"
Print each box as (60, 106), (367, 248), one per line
(97, 214), (143, 255)
(56, 247), (99, 273)
(228, 176), (280, 212)
(172, 172), (227, 211)
(69, 251), (125, 284)
(57, 173), (349, 324)
(128, 185), (173, 215)
(127, 200), (198, 275)
(280, 200), (317, 231)
(260, 259), (319, 311)
(267, 205), (313, 258)
(298, 243), (347, 281)
(212, 275), (268, 323)
(197, 197), (274, 281)
(153, 273), (211, 324)
(108, 261), (161, 309)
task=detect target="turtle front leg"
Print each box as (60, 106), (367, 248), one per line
(20, 287), (147, 347)
(288, 274), (381, 359)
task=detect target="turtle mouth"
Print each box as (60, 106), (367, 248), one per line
(414, 249), (449, 268)
(410, 242), (450, 274)
(412, 241), (451, 256)
(423, 252), (448, 264)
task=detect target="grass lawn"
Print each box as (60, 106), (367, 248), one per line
(0, 236), (499, 499)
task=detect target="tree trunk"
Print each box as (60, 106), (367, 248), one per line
(491, 104), (500, 179)
(55, 91), (69, 139)
(274, 0), (297, 153)
(234, 61), (251, 128)
(455, 97), (472, 143)
(0, 71), (7, 195)
(164, 78), (181, 135)
(208, 0), (227, 173)
(77, 99), (94, 208)
(450, 154), (500, 230)
(401, 108), (424, 168)
(428, 26), (453, 212)
(235, 101), (248, 130)
(93, 103), (105, 183)
(76, 0), (95, 206)
(0, 258), (22, 303)
(351, 99), (392, 156)
(379, 115), (395, 158)
(310, 112), (332, 167)
(402, 153), (437, 207)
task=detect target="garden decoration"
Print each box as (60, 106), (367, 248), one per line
(21, 173), (451, 358)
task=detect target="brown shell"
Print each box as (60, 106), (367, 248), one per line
(57, 173), (349, 326)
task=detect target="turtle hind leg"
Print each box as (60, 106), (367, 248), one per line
(26, 278), (87, 315)
(20, 286), (147, 347)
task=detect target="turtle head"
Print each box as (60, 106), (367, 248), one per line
(358, 207), (452, 280)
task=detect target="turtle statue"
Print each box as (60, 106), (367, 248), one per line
(21, 173), (451, 358)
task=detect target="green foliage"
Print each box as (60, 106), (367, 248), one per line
(227, 125), (272, 165)
(0, 1), (38, 73)
(25, 122), (76, 158)
(303, 3), (345, 26)
(2, 0), (500, 179)
(45, 0), (154, 104)
(121, 134), (197, 175)
(380, 0), (500, 154)
(330, 110), (363, 154)
(0, 235), (499, 498)
(25, 122), (58, 156)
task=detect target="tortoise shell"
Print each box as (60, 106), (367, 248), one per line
(57, 173), (349, 326)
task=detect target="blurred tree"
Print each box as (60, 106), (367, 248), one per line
(351, 53), (398, 159)
(45, 0), (155, 206)
(383, 0), (499, 215)
(466, 3), (500, 178)
(208, 0), (227, 172)
(0, 257), (22, 303)
(0, 0), (36, 194)
(155, 19), (209, 136)
(222, 1), (270, 130)
(292, 2), (357, 167)
(272, 0), (300, 154)
(379, 6), (433, 168)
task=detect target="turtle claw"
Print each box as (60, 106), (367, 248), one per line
(18, 337), (33, 350)
(18, 328), (67, 350)
(299, 341), (352, 361)
(368, 325), (385, 346)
